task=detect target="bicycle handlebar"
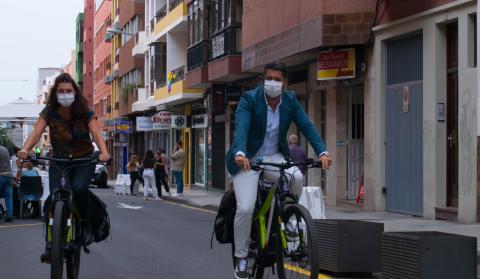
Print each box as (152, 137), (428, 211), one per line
(26, 154), (112, 166)
(250, 158), (322, 172)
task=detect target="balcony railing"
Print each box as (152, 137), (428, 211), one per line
(168, 0), (183, 12)
(209, 26), (242, 61)
(155, 4), (168, 23)
(187, 40), (209, 71)
(169, 65), (186, 85)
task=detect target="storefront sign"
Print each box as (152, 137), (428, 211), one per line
(115, 120), (131, 134)
(152, 112), (171, 130)
(317, 48), (356, 80)
(171, 115), (186, 129)
(211, 33), (225, 59)
(192, 114), (208, 128)
(136, 116), (153, 131)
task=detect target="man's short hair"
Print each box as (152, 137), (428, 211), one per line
(264, 62), (288, 79)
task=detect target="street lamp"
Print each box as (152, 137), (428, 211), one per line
(106, 28), (135, 36)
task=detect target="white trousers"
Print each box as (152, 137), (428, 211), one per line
(233, 153), (304, 258)
(143, 168), (158, 198)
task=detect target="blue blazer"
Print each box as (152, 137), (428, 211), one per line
(226, 86), (326, 175)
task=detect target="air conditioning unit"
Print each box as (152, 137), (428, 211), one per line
(104, 75), (113, 84)
(112, 70), (120, 79)
(104, 31), (114, 42)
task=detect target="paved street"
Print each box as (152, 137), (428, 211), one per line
(0, 189), (234, 279)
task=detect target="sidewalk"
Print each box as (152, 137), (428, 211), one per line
(160, 186), (480, 251)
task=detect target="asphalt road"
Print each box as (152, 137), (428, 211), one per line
(0, 189), (235, 279)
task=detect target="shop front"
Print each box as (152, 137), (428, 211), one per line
(191, 114), (208, 187)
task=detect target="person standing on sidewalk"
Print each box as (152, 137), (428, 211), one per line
(154, 148), (170, 197)
(0, 145), (14, 222)
(288, 134), (308, 175)
(171, 140), (185, 197)
(142, 150), (161, 201)
(127, 154), (143, 196)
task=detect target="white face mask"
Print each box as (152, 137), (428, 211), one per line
(264, 80), (283, 98)
(57, 93), (75, 107)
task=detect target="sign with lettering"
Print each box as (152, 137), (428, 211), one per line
(115, 120), (131, 134)
(152, 112), (171, 130)
(192, 114), (208, 128)
(136, 116), (153, 131)
(317, 48), (356, 80)
(211, 33), (225, 59)
(171, 115), (186, 129)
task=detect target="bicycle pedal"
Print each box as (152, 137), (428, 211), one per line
(83, 247), (91, 254)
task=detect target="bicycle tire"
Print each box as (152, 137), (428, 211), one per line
(51, 201), (67, 279)
(278, 203), (319, 279)
(66, 219), (81, 279)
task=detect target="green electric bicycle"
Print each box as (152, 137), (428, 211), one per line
(233, 159), (322, 279)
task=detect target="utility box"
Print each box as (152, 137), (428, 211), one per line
(381, 231), (477, 279)
(314, 219), (384, 274)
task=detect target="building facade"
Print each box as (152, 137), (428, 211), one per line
(367, 0), (478, 223)
(83, 0), (95, 107)
(76, 13), (85, 87)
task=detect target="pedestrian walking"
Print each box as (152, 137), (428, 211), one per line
(154, 148), (170, 197)
(288, 134), (308, 175)
(171, 140), (185, 197)
(0, 145), (14, 222)
(142, 150), (161, 201)
(127, 154), (143, 196)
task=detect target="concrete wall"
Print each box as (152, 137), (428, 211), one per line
(166, 31), (187, 71)
(370, 1), (477, 222)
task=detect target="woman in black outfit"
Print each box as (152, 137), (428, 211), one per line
(154, 148), (170, 197)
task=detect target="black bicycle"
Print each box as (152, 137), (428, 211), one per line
(28, 154), (108, 279)
(233, 159), (322, 279)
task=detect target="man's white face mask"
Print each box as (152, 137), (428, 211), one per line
(264, 80), (283, 98)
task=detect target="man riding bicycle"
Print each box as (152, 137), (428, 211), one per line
(226, 62), (332, 279)
(17, 73), (110, 263)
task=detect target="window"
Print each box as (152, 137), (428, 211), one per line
(209, 0), (239, 35)
(121, 17), (139, 45)
(188, 0), (204, 46)
(151, 42), (167, 88)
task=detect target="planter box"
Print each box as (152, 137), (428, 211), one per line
(314, 219), (384, 274)
(382, 231), (477, 279)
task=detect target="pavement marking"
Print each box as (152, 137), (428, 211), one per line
(117, 203), (143, 210)
(162, 200), (217, 214)
(0, 223), (43, 229)
(283, 263), (332, 279)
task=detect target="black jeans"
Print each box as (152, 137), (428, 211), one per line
(130, 171), (144, 194)
(49, 162), (95, 222)
(154, 167), (170, 197)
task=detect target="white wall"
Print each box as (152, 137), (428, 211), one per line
(166, 31), (187, 72)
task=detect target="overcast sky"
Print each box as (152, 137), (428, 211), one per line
(0, 1), (83, 105)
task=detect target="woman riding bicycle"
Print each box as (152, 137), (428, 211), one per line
(17, 73), (110, 261)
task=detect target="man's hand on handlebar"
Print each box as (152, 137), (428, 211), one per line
(319, 154), (332, 171)
(235, 155), (250, 172)
(99, 153), (111, 162)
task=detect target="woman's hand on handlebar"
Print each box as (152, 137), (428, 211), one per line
(17, 149), (29, 160)
(99, 153), (111, 162)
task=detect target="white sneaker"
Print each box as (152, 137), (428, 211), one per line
(234, 258), (249, 279)
(155, 197), (162, 201)
(172, 193), (180, 197)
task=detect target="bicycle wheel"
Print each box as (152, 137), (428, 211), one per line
(51, 201), (67, 279)
(66, 248), (80, 279)
(66, 219), (81, 279)
(279, 204), (319, 279)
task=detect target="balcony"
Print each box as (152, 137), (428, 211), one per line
(154, 0), (187, 37)
(132, 87), (156, 112)
(208, 26), (246, 82)
(154, 65), (203, 106)
(168, 0), (182, 12)
(186, 40), (210, 88)
(209, 26), (241, 61)
(132, 31), (148, 57)
(155, 4), (168, 23)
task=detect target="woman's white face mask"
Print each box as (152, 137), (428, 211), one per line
(57, 92), (75, 107)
